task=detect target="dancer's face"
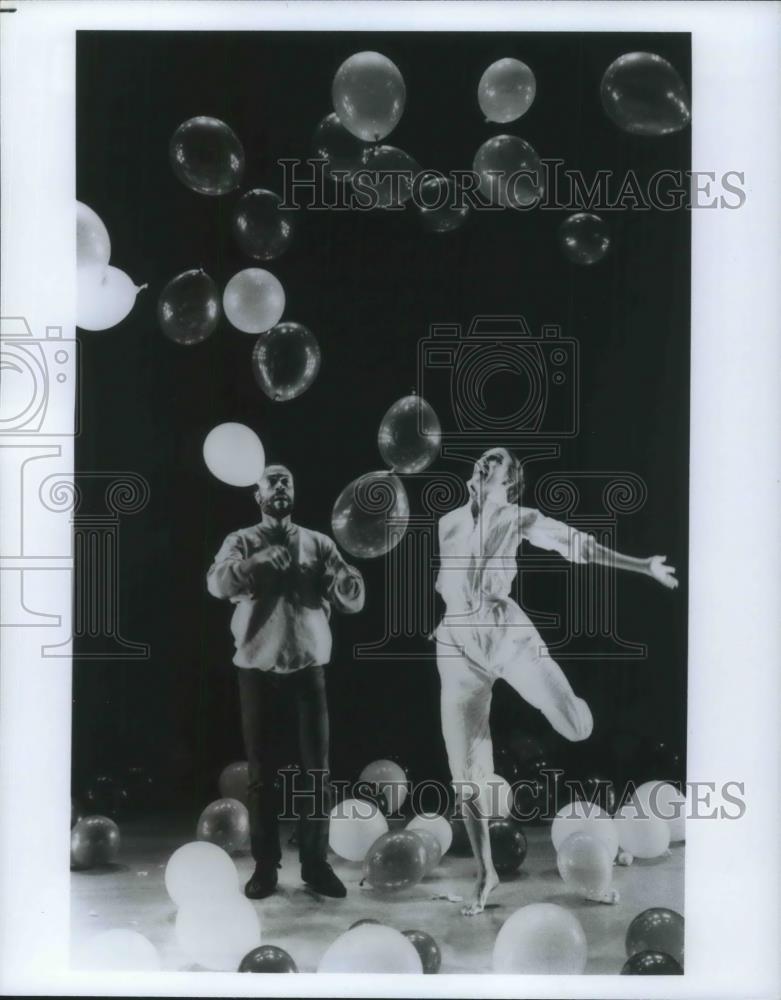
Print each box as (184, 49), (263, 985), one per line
(256, 465), (295, 517)
(472, 448), (514, 496)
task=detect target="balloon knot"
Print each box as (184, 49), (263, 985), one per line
(137, 282), (149, 293)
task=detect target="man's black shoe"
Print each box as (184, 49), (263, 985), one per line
(244, 862), (279, 900)
(301, 861), (346, 898)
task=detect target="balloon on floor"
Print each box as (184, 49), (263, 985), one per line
(232, 189), (295, 261)
(328, 797), (388, 862)
(223, 268), (286, 334)
(318, 923), (422, 973)
(551, 799), (619, 859)
(157, 268), (221, 345)
(621, 950), (683, 975)
(196, 797), (250, 855)
(169, 116), (245, 195)
(70, 815), (120, 869)
(331, 471), (409, 558)
(625, 907), (684, 966)
(238, 944), (298, 973)
(493, 903), (588, 974)
(489, 819), (528, 874)
(377, 395), (441, 474)
(77, 264), (146, 331)
(558, 212), (611, 265)
(600, 52), (691, 136)
(556, 831), (614, 897)
(410, 827), (442, 875)
(613, 801), (671, 858)
(406, 812), (453, 856)
(632, 780), (686, 842)
(332, 51), (406, 142)
(478, 58), (536, 124)
(80, 929), (161, 972)
(218, 761), (249, 805)
(252, 322), (321, 401)
(362, 830), (427, 892)
(164, 841), (240, 907)
(176, 896), (261, 971)
(202, 422), (265, 487)
(402, 929), (441, 974)
(359, 758), (409, 813)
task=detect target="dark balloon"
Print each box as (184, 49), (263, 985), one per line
(417, 176), (470, 234)
(312, 112), (369, 180)
(558, 213), (611, 265)
(196, 798), (250, 855)
(362, 830), (427, 892)
(354, 145), (420, 209)
(71, 815), (120, 869)
(377, 394), (441, 474)
(578, 774), (617, 815)
(252, 322), (321, 402)
(331, 471), (409, 559)
(626, 907), (684, 966)
(83, 775), (129, 820)
(169, 116), (245, 196)
(621, 950), (683, 975)
(489, 819), (527, 874)
(238, 944), (298, 973)
(157, 269), (221, 345)
(601, 52), (691, 137)
(232, 189), (295, 261)
(402, 929), (441, 974)
(473, 135), (543, 209)
(349, 918), (381, 929)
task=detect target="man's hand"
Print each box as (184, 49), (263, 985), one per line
(648, 555), (678, 589)
(254, 545), (291, 572)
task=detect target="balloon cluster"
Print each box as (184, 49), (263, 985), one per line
(76, 201), (145, 331)
(319, 917), (440, 974)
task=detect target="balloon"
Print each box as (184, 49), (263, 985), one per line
(473, 135), (543, 209)
(252, 322), (321, 402)
(197, 797), (250, 855)
(359, 759), (409, 813)
(362, 830), (427, 892)
(411, 828), (442, 875)
(331, 471), (409, 559)
(551, 800), (619, 859)
(489, 818), (527, 874)
(402, 929), (441, 974)
(576, 773), (618, 815)
(239, 944), (298, 973)
(157, 268), (220, 345)
(312, 112), (370, 180)
(77, 265), (145, 331)
(70, 816), (120, 869)
(355, 145), (419, 209)
(169, 116), (245, 195)
(328, 797), (388, 862)
(176, 896), (261, 971)
(601, 52), (691, 136)
(632, 781), (686, 842)
(80, 929), (160, 971)
(218, 761), (249, 806)
(406, 813), (453, 856)
(202, 422), (265, 487)
(377, 395), (441, 474)
(478, 58), (536, 124)
(223, 268), (285, 334)
(318, 923), (422, 973)
(613, 801), (671, 858)
(493, 903), (588, 974)
(621, 950), (683, 975)
(332, 51), (406, 142)
(625, 907), (684, 965)
(348, 918), (381, 929)
(417, 175), (470, 234)
(556, 831), (614, 897)
(232, 189), (295, 261)
(558, 212), (611, 265)
(83, 775), (128, 819)
(164, 841), (240, 907)
(76, 201), (111, 269)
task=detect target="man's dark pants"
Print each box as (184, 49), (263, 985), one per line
(237, 664), (331, 870)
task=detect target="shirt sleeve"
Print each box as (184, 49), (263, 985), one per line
(521, 508), (594, 564)
(319, 535), (366, 614)
(206, 532), (255, 600)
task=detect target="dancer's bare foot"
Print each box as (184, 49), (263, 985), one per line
(616, 850), (634, 866)
(585, 887), (620, 904)
(461, 867), (499, 916)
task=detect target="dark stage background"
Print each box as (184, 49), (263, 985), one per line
(73, 31), (690, 812)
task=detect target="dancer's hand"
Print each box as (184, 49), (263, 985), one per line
(255, 545), (291, 572)
(648, 555), (678, 589)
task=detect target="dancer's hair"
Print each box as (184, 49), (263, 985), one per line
(504, 450), (525, 504)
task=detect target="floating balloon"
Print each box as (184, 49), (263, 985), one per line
(239, 944), (298, 973)
(417, 175), (470, 234)
(197, 797), (250, 854)
(77, 265), (145, 331)
(493, 903), (588, 974)
(80, 929), (160, 971)
(76, 201), (111, 269)
(621, 950), (683, 975)
(489, 819), (528, 875)
(318, 923), (422, 973)
(377, 395), (441, 474)
(626, 907), (684, 965)
(202, 422), (265, 487)
(402, 929), (441, 974)
(218, 761), (249, 806)
(556, 831), (614, 897)
(359, 759), (409, 813)
(223, 268), (285, 334)
(328, 797), (388, 862)
(176, 896), (261, 971)
(252, 322), (321, 402)
(613, 801), (671, 858)
(473, 135), (543, 209)
(601, 52), (691, 136)
(332, 51), (406, 142)
(551, 800), (619, 859)
(164, 840), (240, 907)
(478, 58), (536, 123)
(406, 813), (453, 856)
(362, 830), (427, 892)
(632, 781), (686, 842)
(157, 268), (220, 345)
(70, 816), (120, 869)
(312, 112), (370, 180)
(411, 828), (442, 876)
(169, 116), (245, 195)
(558, 213), (611, 265)
(331, 471), (409, 559)
(354, 145), (419, 209)
(232, 189), (295, 261)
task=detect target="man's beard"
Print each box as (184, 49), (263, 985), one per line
(262, 495), (293, 517)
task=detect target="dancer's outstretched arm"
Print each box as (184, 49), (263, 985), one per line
(584, 538), (679, 589)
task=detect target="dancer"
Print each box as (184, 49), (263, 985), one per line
(207, 464), (365, 899)
(435, 447), (678, 915)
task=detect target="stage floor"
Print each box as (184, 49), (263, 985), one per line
(71, 815), (684, 974)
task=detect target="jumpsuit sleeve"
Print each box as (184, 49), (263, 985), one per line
(206, 532), (255, 599)
(319, 535), (366, 614)
(521, 508), (594, 565)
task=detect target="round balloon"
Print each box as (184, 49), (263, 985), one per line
(239, 944), (298, 973)
(164, 840), (240, 907)
(331, 471), (409, 559)
(489, 819), (528, 875)
(402, 929), (441, 974)
(556, 831), (614, 897)
(613, 802), (671, 858)
(202, 422), (265, 487)
(169, 116), (245, 195)
(362, 830), (427, 892)
(417, 175), (470, 234)
(77, 265), (144, 331)
(223, 268), (285, 334)
(76, 201), (111, 269)
(332, 51), (406, 142)
(406, 813), (453, 856)
(157, 268), (220, 345)
(355, 145), (419, 209)
(252, 322), (321, 402)
(601, 52), (691, 136)
(71, 816), (120, 869)
(80, 929), (160, 972)
(493, 903), (588, 974)
(328, 797), (389, 862)
(473, 135), (543, 209)
(218, 761), (249, 806)
(478, 58), (536, 123)
(359, 759), (409, 813)
(176, 896), (261, 971)
(232, 189), (295, 261)
(312, 112), (369, 180)
(551, 800), (619, 859)
(197, 797), (250, 855)
(318, 923), (422, 973)
(377, 395), (441, 474)
(348, 918), (381, 929)
(632, 781), (686, 843)
(626, 907), (684, 965)
(411, 828), (442, 876)
(621, 950), (683, 975)
(558, 213), (611, 265)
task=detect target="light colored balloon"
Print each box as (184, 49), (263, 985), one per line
(551, 800), (619, 859)
(202, 422), (265, 488)
(318, 923), (422, 973)
(478, 58), (536, 124)
(406, 813), (453, 856)
(377, 395), (441, 473)
(473, 134), (543, 209)
(331, 471), (409, 559)
(164, 841), (240, 907)
(223, 268), (285, 334)
(175, 896), (261, 971)
(328, 797), (389, 862)
(76, 201), (111, 269)
(493, 903), (588, 974)
(332, 51), (406, 142)
(613, 801), (671, 858)
(79, 929), (160, 971)
(77, 265), (144, 331)
(359, 759), (409, 813)
(633, 781), (686, 842)
(556, 831), (614, 897)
